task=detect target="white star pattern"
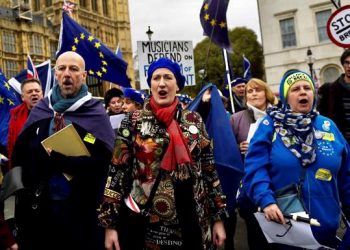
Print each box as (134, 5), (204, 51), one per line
(317, 141), (335, 157)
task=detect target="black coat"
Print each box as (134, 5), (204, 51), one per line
(12, 119), (112, 250)
(317, 74), (350, 142)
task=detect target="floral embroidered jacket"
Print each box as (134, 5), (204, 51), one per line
(98, 100), (227, 249)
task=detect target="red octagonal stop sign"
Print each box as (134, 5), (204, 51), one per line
(327, 5), (350, 48)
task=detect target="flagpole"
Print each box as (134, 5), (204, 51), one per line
(330, 0), (340, 9)
(201, 41), (213, 89)
(223, 48), (235, 113)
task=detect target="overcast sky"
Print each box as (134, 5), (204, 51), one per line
(128, 0), (261, 54)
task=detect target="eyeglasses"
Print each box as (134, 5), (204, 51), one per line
(275, 220), (293, 238)
(343, 61), (350, 67)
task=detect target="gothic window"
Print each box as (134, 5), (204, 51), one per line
(92, 0), (98, 11)
(102, 0), (108, 16)
(4, 60), (18, 78)
(2, 31), (16, 53)
(29, 34), (43, 55)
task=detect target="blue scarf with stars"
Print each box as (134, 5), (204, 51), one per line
(267, 106), (319, 167)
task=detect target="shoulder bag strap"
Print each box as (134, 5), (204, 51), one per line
(141, 169), (163, 216)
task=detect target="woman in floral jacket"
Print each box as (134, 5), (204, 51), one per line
(97, 58), (227, 250)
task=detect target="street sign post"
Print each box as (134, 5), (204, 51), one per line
(327, 5), (350, 48)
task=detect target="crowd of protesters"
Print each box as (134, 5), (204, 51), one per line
(0, 49), (350, 250)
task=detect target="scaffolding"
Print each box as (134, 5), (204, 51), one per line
(11, 0), (32, 21)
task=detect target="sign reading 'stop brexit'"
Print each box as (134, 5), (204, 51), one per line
(137, 41), (195, 89)
(327, 5), (350, 48)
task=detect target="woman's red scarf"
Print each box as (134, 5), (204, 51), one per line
(149, 97), (192, 171)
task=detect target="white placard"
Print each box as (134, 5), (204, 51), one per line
(109, 114), (126, 130)
(254, 212), (324, 249)
(137, 40), (196, 89)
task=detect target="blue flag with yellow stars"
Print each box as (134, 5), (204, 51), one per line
(57, 12), (131, 87)
(200, 0), (232, 51)
(0, 69), (21, 147)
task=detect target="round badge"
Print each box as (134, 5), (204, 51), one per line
(314, 130), (323, 139)
(188, 125), (198, 134)
(122, 129), (130, 137)
(322, 121), (331, 132)
(155, 148), (163, 156)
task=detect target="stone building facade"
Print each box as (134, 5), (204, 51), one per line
(0, 0), (134, 96)
(257, 0), (350, 92)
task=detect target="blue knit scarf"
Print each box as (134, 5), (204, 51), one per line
(50, 84), (88, 113)
(50, 84), (89, 132)
(267, 106), (318, 167)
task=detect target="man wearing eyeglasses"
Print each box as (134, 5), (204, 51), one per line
(10, 51), (115, 250)
(318, 49), (350, 143)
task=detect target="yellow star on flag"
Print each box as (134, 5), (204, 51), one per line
(4, 82), (10, 91)
(210, 19), (217, 26)
(94, 42), (101, 49)
(99, 52), (104, 58)
(102, 67), (107, 73)
(102, 61), (107, 66)
(88, 70), (94, 75)
(96, 71), (102, 77)
(80, 33), (85, 39)
(71, 45), (77, 51)
(0, 96), (4, 104)
(74, 37), (79, 44)
(7, 98), (15, 106)
(204, 14), (210, 21)
(88, 35), (94, 42)
(219, 21), (226, 28)
(204, 3), (209, 10)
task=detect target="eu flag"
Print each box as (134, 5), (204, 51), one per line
(200, 0), (232, 51)
(0, 69), (21, 147)
(57, 12), (130, 87)
(188, 83), (243, 210)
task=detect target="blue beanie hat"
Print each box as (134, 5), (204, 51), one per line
(146, 58), (186, 90)
(279, 69), (315, 105)
(123, 88), (145, 105)
(232, 77), (248, 86)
